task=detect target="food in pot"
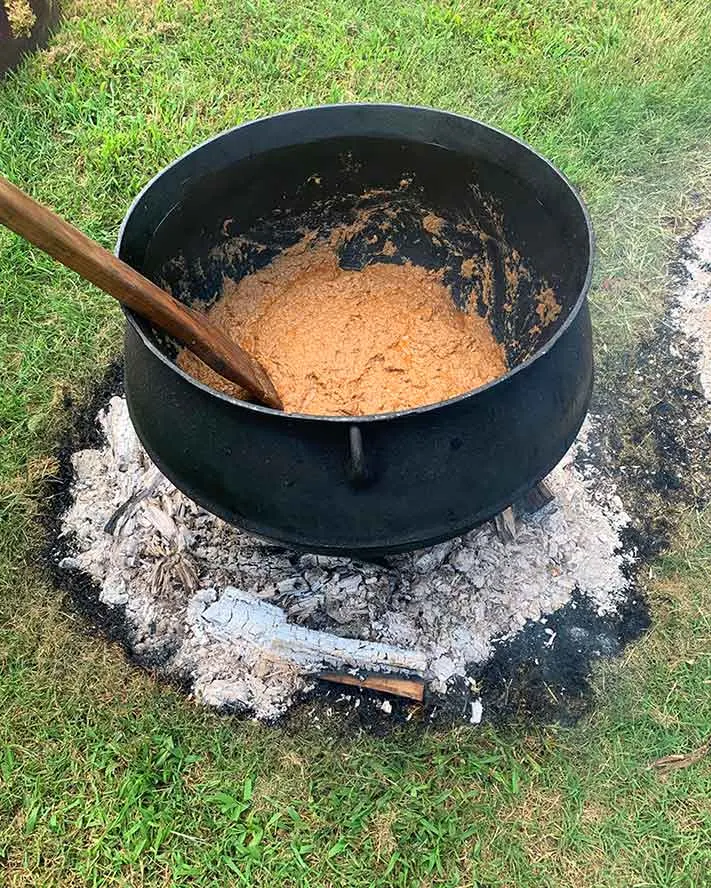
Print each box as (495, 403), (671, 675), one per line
(177, 239), (508, 416)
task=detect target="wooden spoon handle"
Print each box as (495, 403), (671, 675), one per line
(0, 176), (283, 410)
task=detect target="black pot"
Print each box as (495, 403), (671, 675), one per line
(118, 104), (593, 555)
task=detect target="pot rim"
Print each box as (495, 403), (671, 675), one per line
(117, 102), (595, 424)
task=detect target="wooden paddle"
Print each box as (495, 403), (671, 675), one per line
(0, 175), (283, 409)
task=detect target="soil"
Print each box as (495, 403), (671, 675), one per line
(177, 241), (507, 416)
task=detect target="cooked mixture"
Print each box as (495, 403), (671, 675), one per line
(177, 241), (508, 415)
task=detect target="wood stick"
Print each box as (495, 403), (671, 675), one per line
(316, 671), (426, 702)
(0, 175), (282, 409)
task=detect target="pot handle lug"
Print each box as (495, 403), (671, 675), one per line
(347, 425), (370, 487)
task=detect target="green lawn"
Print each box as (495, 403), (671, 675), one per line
(3, 1), (711, 885)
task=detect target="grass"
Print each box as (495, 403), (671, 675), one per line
(2, 0), (711, 884)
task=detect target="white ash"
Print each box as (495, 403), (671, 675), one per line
(469, 699), (484, 725)
(58, 396), (633, 720)
(674, 218), (711, 399)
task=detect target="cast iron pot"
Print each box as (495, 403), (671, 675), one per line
(118, 104), (593, 556)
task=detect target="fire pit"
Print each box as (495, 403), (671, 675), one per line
(55, 389), (635, 722)
(118, 104), (594, 554)
(51, 201), (711, 726)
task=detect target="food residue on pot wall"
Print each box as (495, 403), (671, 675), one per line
(422, 212), (445, 235)
(536, 287), (562, 325)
